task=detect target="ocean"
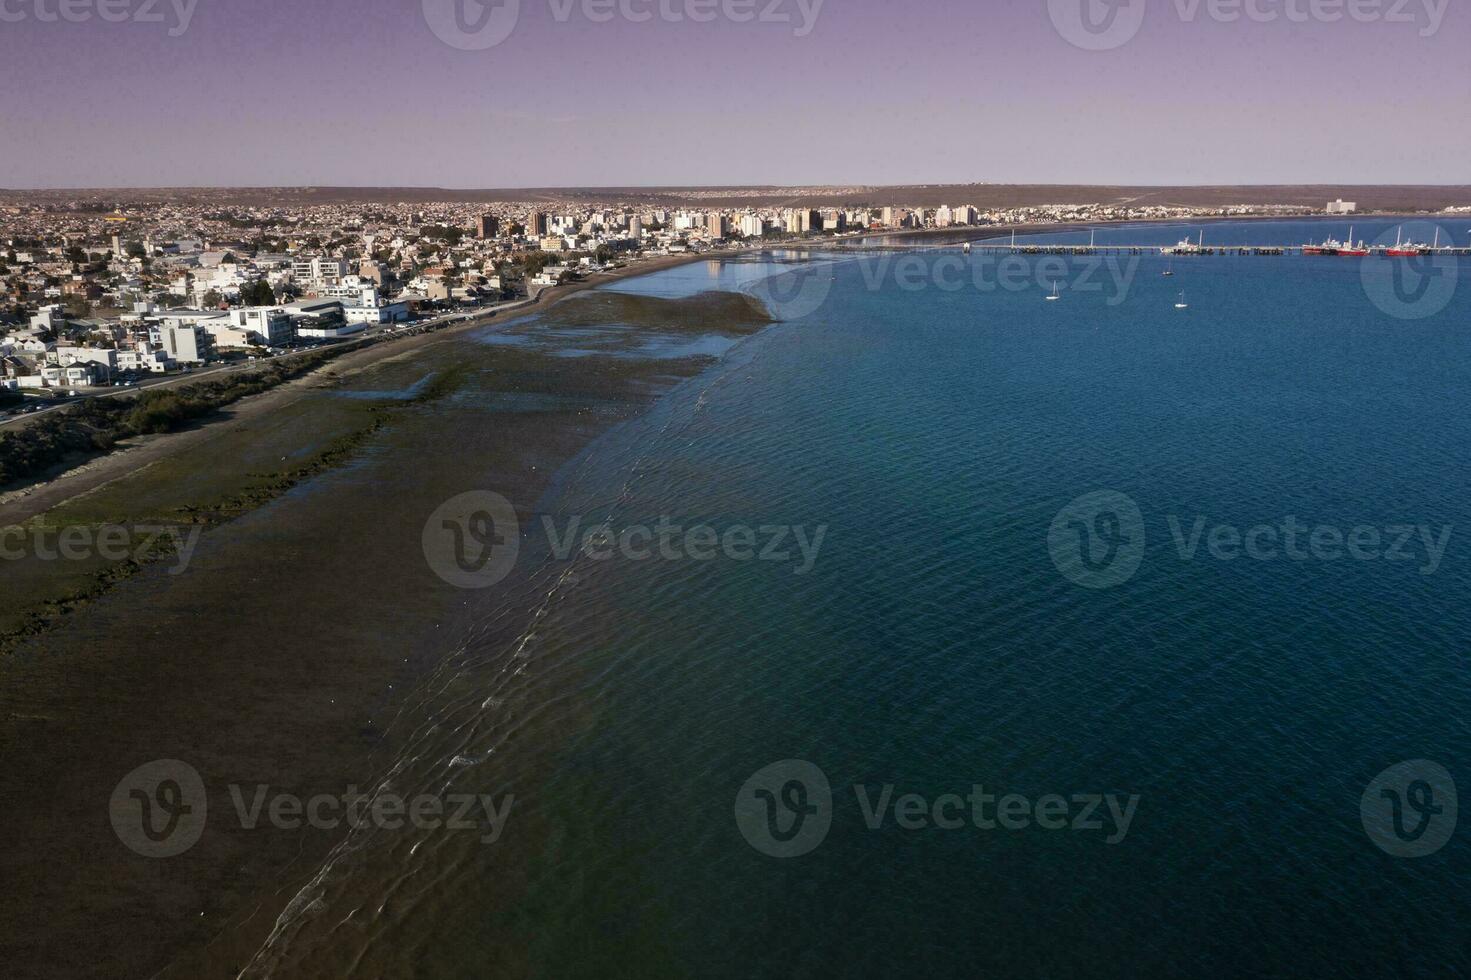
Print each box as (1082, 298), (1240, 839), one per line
(242, 218), (1471, 977)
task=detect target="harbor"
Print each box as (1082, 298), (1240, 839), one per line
(948, 227), (1471, 258)
(841, 226), (1471, 258)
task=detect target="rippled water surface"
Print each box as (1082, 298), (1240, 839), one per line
(253, 221), (1471, 978)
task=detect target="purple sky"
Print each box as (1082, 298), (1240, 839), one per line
(1, 0), (1467, 188)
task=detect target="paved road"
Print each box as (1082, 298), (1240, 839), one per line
(0, 307), (504, 432)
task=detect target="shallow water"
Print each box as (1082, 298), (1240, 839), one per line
(236, 219), (1471, 977)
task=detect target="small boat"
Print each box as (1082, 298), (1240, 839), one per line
(1163, 256), (1175, 277)
(1174, 290), (1188, 309)
(962, 242), (972, 254)
(1046, 280), (1061, 301)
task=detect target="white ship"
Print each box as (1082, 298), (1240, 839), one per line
(1160, 231), (1205, 255)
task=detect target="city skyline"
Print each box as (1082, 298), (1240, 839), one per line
(2, 0), (1467, 189)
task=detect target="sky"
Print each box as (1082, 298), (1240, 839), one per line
(0, 0), (1467, 188)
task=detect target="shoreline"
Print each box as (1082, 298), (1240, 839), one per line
(819, 212), (1449, 249)
(0, 249), (724, 527)
(0, 277), (775, 978)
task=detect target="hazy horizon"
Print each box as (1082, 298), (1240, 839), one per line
(2, 0), (1467, 189)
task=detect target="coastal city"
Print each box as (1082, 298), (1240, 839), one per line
(1, 191), (1416, 414)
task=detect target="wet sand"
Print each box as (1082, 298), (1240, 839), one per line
(0, 283), (771, 978)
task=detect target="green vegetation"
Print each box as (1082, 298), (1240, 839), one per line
(238, 279), (277, 305)
(0, 362), (471, 654)
(0, 350), (343, 488)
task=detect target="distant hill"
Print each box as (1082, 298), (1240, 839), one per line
(4, 184), (1469, 212)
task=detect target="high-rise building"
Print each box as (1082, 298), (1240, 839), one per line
(476, 214), (500, 239)
(708, 213), (727, 239)
(629, 215), (642, 239)
(528, 212), (548, 236)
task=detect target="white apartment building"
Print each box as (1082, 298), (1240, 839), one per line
(29, 304), (66, 334)
(55, 346), (118, 379)
(217, 307), (295, 346)
(117, 348), (172, 373)
(163, 324), (207, 364)
(292, 256), (351, 287)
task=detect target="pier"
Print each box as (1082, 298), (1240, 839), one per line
(826, 226), (1471, 258)
(836, 241), (1471, 258)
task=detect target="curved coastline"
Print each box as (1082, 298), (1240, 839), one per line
(0, 252), (786, 980)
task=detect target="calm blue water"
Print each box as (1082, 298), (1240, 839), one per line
(260, 220), (1471, 977)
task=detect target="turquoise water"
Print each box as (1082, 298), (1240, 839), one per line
(259, 220), (1471, 976)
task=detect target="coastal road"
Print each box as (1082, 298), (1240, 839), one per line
(0, 306), (509, 433)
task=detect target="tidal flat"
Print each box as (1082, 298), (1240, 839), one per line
(0, 288), (774, 980)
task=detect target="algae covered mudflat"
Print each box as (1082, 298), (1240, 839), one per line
(0, 287), (778, 979)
